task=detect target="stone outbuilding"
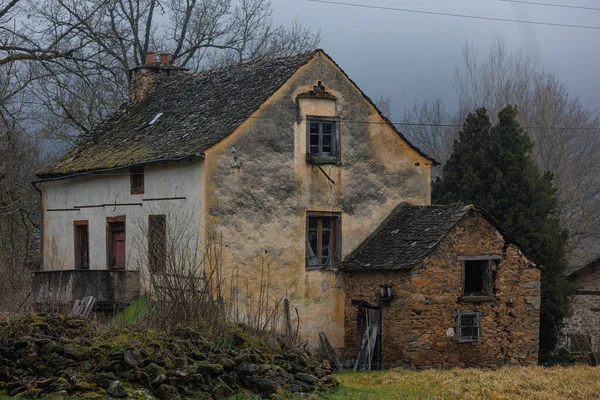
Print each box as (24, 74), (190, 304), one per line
(563, 257), (600, 356)
(342, 203), (540, 368)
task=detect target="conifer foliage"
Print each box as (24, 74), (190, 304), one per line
(433, 105), (572, 360)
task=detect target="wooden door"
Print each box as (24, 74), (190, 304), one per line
(355, 305), (383, 370)
(108, 220), (126, 269)
(113, 231), (125, 269)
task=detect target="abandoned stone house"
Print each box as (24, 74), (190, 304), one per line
(33, 49), (540, 367)
(342, 203), (540, 367)
(563, 257), (600, 355)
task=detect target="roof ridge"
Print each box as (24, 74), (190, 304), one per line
(187, 49), (320, 76)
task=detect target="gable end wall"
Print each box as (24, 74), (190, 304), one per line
(202, 52), (432, 348)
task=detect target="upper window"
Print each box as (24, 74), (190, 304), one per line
(461, 257), (499, 297)
(306, 212), (340, 268)
(457, 310), (481, 343)
(74, 220), (89, 269)
(307, 117), (339, 164)
(130, 166), (144, 194)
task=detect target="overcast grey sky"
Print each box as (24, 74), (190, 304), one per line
(271, 0), (599, 121)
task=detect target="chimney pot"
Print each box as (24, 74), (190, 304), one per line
(159, 52), (171, 65)
(146, 51), (157, 65)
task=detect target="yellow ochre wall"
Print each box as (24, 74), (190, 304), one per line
(202, 52), (432, 349)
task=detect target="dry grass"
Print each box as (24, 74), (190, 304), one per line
(329, 365), (600, 399)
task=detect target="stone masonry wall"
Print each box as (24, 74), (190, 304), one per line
(344, 212), (541, 367)
(564, 268), (600, 351)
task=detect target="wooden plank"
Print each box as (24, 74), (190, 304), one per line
(367, 327), (378, 371)
(354, 329), (369, 371)
(458, 255), (502, 260)
(319, 332), (342, 371)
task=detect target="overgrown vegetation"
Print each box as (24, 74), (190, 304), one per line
(432, 105), (572, 361)
(0, 314), (337, 398)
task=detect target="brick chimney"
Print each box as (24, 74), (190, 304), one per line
(129, 51), (188, 103)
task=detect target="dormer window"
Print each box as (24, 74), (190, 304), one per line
(130, 166), (144, 194)
(307, 117), (339, 165)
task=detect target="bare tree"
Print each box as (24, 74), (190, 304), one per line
(402, 37), (600, 259)
(400, 98), (459, 164)
(374, 95), (392, 119)
(23, 0), (320, 143)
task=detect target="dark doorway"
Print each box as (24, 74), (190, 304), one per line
(355, 302), (382, 370)
(107, 218), (126, 269)
(74, 220), (89, 269)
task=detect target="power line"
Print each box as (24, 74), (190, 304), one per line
(307, 0), (600, 30)
(390, 0), (600, 12)
(498, 0), (600, 12)
(247, 116), (600, 131)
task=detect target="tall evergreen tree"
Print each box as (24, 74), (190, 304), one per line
(433, 105), (572, 360)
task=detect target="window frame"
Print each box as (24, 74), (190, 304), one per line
(130, 166), (145, 195)
(459, 255), (501, 299)
(306, 116), (340, 165)
(73, 220), (90, 270)
(306, 211), (341, 269)
(456, 310), (482, 343)
(148, 214), (167, 273)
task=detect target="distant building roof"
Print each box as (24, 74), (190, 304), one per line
(36, 49), (436, 179)
(342, 203), (522, 271)
(567, 257), (600, 280)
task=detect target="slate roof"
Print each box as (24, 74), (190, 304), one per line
(37, 49), (436, 179)
(342, 203), (475, 271)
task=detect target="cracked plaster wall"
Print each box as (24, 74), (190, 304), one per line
(203, 52), (431, 349)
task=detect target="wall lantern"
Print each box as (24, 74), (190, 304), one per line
(379, 284), (394, 302)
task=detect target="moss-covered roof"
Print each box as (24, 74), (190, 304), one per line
(37, 49), (436, 179)
(37, 51), (318, 178)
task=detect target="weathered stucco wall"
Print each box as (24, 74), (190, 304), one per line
(564, 268), (600, 351)
(344, 212), (540, 367)
(203, 52), (432, 349)
(32, 270), (140, 310)
(41, 159), (204, 273)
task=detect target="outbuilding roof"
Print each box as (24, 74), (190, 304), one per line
(37, 49), (436, 179)
(342, 203), (503, 271)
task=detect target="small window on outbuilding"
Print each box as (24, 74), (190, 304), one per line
(306, 117), (339, 164)
(306, 212), (340, 268)
(460, 257), (499, 297)
(130, 166), (144, 194)
(457, 310), (481, 343)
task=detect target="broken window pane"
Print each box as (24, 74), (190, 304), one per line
(463, 259), (491, 296)
(310, 122), (320, 134)
(458, 311), (480, 343)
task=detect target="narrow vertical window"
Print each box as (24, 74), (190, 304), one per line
(130, 166), (144, 194)
(306, 212), (340, 268)
(148, 215), (166, 273)
(74, 220), (89, 269)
